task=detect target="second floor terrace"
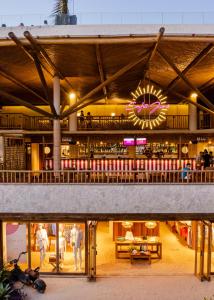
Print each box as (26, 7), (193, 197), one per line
(0, 111), (213, 132)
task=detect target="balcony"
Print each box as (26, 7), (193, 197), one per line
(0, 113), (189, 131)
(0, 169), (213, 184)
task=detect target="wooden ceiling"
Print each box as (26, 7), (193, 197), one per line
(0, 31), (214, 115)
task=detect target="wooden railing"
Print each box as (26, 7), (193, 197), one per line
(77, 115), (189, 130)
(0, 113), (189, 131)
(0, 170), (213, 184)
(198, 113), (214, 129)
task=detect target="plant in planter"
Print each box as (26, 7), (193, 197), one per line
(52, 0), (77, 25)
(0, 282), (12, 300)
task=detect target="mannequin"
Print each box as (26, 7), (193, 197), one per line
(36, 224), (49, 267)
(59, 231), (65, 261)
(70, 224), (83, 271)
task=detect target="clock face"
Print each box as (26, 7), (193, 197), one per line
(127, 85), (169, 130)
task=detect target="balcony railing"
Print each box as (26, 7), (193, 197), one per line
(2, 113), (214, 131)
(0, 170), (213, 184)
(77, 115), (189, 130)
(198, 113), (214, 129)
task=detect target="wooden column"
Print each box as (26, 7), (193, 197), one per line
(53, 76), (61, 171)
(189, 94), (198, 131)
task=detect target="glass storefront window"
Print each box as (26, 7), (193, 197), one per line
(3, 222), (28, 270)
(3, 221), (86, 274)
(30, 223), (57, 273)
(58, 223), (85, 273)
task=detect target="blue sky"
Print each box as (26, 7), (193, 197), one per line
(1, 0), (214, 15)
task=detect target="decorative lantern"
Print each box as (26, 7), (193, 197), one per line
(122, 221), (133, 229)
(145, 221), (157, 229)
(44, 146), (51, 154)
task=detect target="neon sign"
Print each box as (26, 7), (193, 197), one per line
(127, 85), (169, 129)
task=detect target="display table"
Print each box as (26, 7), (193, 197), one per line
(130, 251), (151, 264)
(115, 237), (162, 259)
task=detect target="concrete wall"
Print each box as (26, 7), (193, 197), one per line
(0, 184), (213, 215)
(1, 24), (214, 39)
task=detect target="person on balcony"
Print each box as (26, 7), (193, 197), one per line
(203, 149), (211, 168)
(181, 163), (191, 180)
(79, 111), (85, 128)
(86, 112), (92, 129)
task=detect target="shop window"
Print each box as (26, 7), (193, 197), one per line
(3, 222), (28, 270)
(30, 223), (57, 273)
(58, 223), (85, 273)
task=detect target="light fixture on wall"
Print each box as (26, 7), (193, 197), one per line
(122, 221), (133, 229)
(181, 146), (188, 154)
(145, 221), (157, 229)
(44, 146), (51, 154)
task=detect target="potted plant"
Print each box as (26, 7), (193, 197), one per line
(52, 0), (77, 25)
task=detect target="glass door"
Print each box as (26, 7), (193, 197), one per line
(87, 221), (97, 281)
(195, 221), (212, 281)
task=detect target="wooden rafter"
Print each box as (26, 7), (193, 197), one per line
(157, 48), (214, 111)
(0, 90), (53, 118)
(147, 77), (214, 116)
(32, 53), (58, 117)
(0, 67), (48, 104)
(24, 31), (73, 90)
(95, 44), (108, 100)
(166, 43), (214, 92)
(61, 27), (165, 119)
(61, 47), (152, 119)
(199, 77), (214, 92)
(8, 32), (53, 78)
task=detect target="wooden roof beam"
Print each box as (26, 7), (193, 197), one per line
(95, 44), (108, 100)
(147, 77), (214, 116)
(61, 46), (152, 119)
(24, 31), (73, 90)
(0, 90), (54, 118)
(32, 53), (58, 117)
(166, 43), (214, 92)
(0, 67), (48, 104)
(157, 48), (214, 111)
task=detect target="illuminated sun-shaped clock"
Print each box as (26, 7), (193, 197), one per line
(126, 85), (169, 129)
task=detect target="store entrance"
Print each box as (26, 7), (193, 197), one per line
(96, 221), (196, 277)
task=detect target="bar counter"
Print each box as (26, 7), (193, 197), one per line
(44, 158), (196, 171)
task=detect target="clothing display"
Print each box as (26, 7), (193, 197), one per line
(70, 225), (84, 270)
(36, 227), (48, 266)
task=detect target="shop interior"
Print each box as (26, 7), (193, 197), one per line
(2, 220), (214, 279)
(95, 220), (212, 277)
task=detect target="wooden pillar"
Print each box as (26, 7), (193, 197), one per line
(31, 143), (40, 171)
(53, 76), (61, 171)
(189, 93), (198, 131)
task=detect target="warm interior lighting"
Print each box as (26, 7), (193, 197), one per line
(189, 140), (192, 144)
(190, 93), (198, 99)
(122, 221), (133, 229)
(181, 146), (188, 154)
(76, 141), (80, 145)
(77, 112), (81, 117)
(145, 221), (157, 229)
(44, 146), (51, 154)
(69, 92), (76, 101)
(111, 112), (115, 117)
(208, 140), (212, 145)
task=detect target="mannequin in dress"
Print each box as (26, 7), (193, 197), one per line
(36, 224), (49, 267)
(70, 224), (83, 271)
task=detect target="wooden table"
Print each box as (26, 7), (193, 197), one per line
(115, 238), (162, 260)
(130, 251), (151, 264)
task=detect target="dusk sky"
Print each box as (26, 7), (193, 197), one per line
(1, 0), (214, 15)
